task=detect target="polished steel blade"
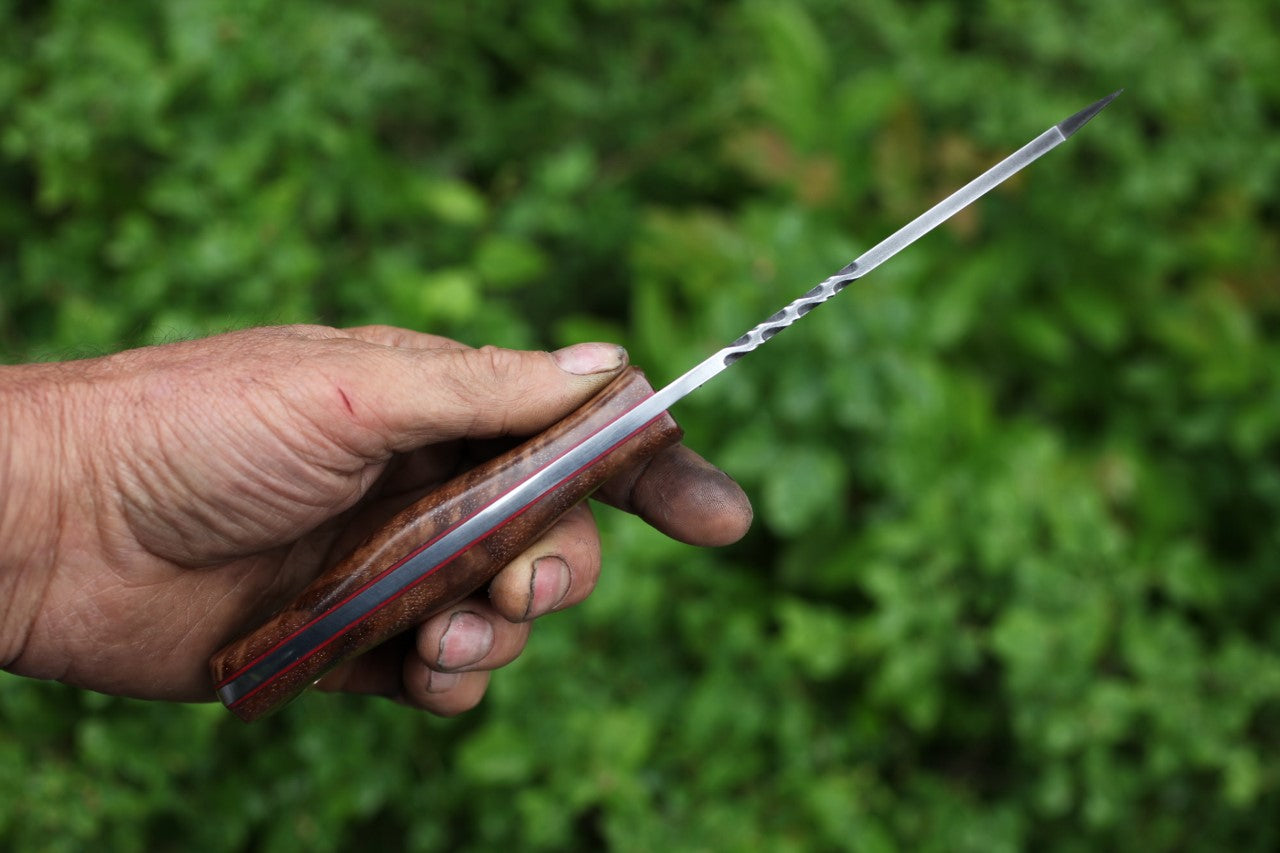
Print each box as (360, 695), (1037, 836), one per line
(214, 92), (1121, 707)
(644, 89), (1123, 413)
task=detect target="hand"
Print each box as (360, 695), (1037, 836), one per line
(0, 325), (751, 715)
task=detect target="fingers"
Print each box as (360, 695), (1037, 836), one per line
(315, 595), (521, 716)
(310, 447), (748, 715)
(324, 339), (630, 454)
(402, 665), (492, 717)
(317, 502), (604, 715)
(401, 504), (601, 714)
(597, 443), (753, 547)
(319, 326), (750, 547)
(420, 605), (528, 671)
(488, 502), (601, 622)
(397, 599), (525, 716)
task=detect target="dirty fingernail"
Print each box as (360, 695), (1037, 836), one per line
(528, 555), (572, 619)
(552, 343), (626, 375)
(437, 611), (494, 670)
(426, 669), (461, 694)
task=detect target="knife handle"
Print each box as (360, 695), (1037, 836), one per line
(210, 366), (680, 722)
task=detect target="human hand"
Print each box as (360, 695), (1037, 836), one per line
(0, 325), (751, 715)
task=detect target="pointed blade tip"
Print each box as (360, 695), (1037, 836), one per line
(1057, 88), (1124, 138)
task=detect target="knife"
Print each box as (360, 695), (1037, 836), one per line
(211, 90), (1122, 721)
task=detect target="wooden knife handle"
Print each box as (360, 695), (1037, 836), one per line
(210, 366), (680, 721)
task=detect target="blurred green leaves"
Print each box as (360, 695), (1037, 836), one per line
(3, 0), (1280, 850)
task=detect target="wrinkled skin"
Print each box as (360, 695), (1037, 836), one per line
(0, 325), (752, 716)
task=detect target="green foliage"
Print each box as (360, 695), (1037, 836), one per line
(3, 0), (1280, 849)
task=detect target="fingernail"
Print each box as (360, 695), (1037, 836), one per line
(527, 555), (572, 619)
(437, 611), (494, 670)
(552, 342), (626, 375)
(426, 669), (461, 694)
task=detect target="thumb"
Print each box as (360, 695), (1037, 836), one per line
(337, 341), (630, 452)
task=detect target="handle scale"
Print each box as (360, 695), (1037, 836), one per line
(210, 367), (680, 721)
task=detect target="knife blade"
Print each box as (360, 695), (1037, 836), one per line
(211, 90), (1121, 720)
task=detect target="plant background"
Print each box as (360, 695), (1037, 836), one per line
(2, 0), (1279, 849)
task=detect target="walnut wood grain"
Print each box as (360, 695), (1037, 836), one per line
(210, 367), (680, 721)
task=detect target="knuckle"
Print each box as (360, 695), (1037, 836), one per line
(472, 345), (528, 386)
(443, 345), (543, 435)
